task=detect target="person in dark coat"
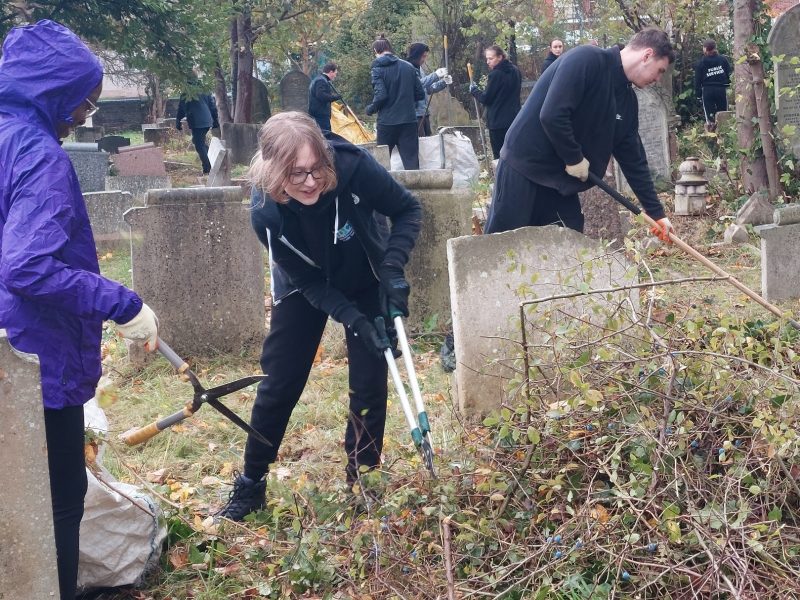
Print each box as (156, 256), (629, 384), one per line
(406, 42), (450, 136)
(0, 21), (159, 600)
(308, 62), (342, 132)
(176, 91), (219, 174)
(217, 111), (421, 521)
(694, 39), (731, 131)
(541, 39), (564, 73)
(366, 35), (425, 169)
(469, 45), (522, 159)
(486, 27), (675, 243)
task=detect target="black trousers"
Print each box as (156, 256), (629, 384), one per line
(417, 115), (432, 137)
(45, 405), (87, 600)
(701, 86), (727, 124)
(485, 160), (584, 234)
(244, 287), (388, 483)
(312, 114), (332, 132)
(191, 127), (211, 174)
(377, 122), (419, 170)
(488, 127), (509, 159)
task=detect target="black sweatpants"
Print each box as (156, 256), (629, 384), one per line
(485, 160), (584, 234)
(377, 122), (420, 170)
(45, 405), (88, 600)
(701, 86), (727, 124)
(243, 287), (388, 483)
(191, 127), (211, 174)
(312, 114), (332, 132)
(488, 127), (509, 159)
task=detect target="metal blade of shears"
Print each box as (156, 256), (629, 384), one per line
(205, 397), (273, 447)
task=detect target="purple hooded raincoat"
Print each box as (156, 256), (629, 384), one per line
(0, 20), (142, 409)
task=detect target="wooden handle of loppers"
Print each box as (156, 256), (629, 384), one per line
(120, 405), (195, 446)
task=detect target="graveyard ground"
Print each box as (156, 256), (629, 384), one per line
(86, 142), (800, 598)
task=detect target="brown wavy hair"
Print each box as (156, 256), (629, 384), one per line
(248, 111), (337, 204)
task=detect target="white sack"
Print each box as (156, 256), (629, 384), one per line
(389, 130), (480, 187)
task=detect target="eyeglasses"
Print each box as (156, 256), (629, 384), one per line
(84, 97), (99, 118)
(288, 167), (324, 185)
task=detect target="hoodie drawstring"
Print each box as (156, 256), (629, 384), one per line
(333, 196), (339, 245)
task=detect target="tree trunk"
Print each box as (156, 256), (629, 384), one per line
(214, 61), (233, 125)
(229, 17), (238, 120)
(507, 21), (517, 65)
(144, 74), (165, 123)
(234, 8), (253, 124)
(733, 0), (769, 194)
(748, 47), (782, 199)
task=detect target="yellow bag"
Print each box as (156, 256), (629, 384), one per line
(331, 101), (374, 144)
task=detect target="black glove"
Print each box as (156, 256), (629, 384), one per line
(176, 122), (182, 131)
(365, 104), (376, 116)
(353, 317), (390, 356)
(378, 264), (410, 318)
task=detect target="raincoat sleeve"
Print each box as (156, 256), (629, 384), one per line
(0, 151), (142, 324)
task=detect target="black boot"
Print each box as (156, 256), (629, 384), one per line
(217, 473), (267, 521)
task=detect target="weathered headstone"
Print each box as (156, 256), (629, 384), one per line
(391, 169), (473, 331)
(111, 143), (167, 177)
(75, 125), (105, 143)
(428, 89), (472, 128)
(64, 142), (110, 193)
(221, 122), (260, 166)
(614, 86), (671, 193)
(0, 330), (60, 598)
(279, 69), (311, 112)
(141, 125), (170, 146)
(768, 5), (800, 157)
(124, 187), (265, 355)
(447, 226), (637, 415)
(97, 135), (131, 154)
(578, 166), (630, 246)
(83, 190), (137, 249)
(105, 175), (172, 201)
(724, 223), (749, 244)
(251, 76), (272, 124)
(755, 219), (800, 301)
(736, 189), (774, 225)
(207, 137), (231, 187)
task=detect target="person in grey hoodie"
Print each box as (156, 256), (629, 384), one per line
(406, 42), (450, 136)
(366, 35), (424, 169)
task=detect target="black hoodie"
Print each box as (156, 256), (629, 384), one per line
(250, 135), (422, 327)
(694, 53), (731, 98)
(471, 58), (522, 130)
(542, 51), (559, 73)
(366, 53), (424, 125)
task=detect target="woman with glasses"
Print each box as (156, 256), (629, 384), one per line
(218, 111), (421, 520)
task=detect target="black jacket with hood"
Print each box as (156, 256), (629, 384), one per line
(500, 44), (665, 220)
(366, 54), (424, 125)
(250, 135), (422, 328)
(176, 93), (219, 130)
(308, 73), (341, 120)
(471, 58), (522, 130)
(542, 51), (559, 72)
(694, 53), (731, 98)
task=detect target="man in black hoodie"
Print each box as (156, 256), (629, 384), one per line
(486, 27), (675, 244)
(176, 89), (219, 175)
(694, 39), (731, 132)
(541, 39), (563, 73)
(470, 45), (522, 158)
(366, 35), (424, 169)
(308, 62), (342, 132)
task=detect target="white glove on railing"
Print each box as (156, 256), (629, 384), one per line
(435, 67), (448, 78)
(116, 303), (159, 351)
(565, 158), (590, 182)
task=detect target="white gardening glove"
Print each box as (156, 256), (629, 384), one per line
(565, 158), (590, 182)
(116, 303), (159, 352)
(649, 217), (675, 243)
(435, 67), (448, 78)
(443, 74), (453, 85)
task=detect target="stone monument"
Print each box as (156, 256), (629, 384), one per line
(768, 4), (800, 157)
(279, 69), (311, 112)
(251, 76), (272, 124)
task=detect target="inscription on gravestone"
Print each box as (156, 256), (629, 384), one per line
(279, 70), (311, 112)
(768, 5), (800, 157)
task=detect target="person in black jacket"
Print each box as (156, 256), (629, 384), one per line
(217, 111), (421, 521)
(541, 39), (563, 73)
(470, 45), (522, 159)
(486, 27), (676, 243)
(308, 62), (342, 132)
(176, 91), (219, 174)
(694, 39), (731, 132)
(366, 35), (425, 169)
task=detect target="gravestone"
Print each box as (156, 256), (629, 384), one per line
(391, 169), (473, 331)
(768, 5), (800, 157)
(207, 137), (231, 187)
(279, 69), (311, 112)
(428, 89), (472, 128)
(251, 76), (272, 124)
(105, 175), (172, 201)
(0, 330), (60, 598)
(124, 187), (265, 355)
(221, 122), (260, 166)
(64, 142), (110, 193)
(75, 125), (105, 143)
(755, 206), (800, 302)
(141, 125), (170, 146)
(111, 143), (167, 177)
(447, 226), (637, 415)
(579, 165), (630, 246)
(83, 190), (136, 248)
(614, 86), (671, 194)
(97, 135), (131, 154)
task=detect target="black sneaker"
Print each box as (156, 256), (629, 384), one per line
(217, 473), (267, 521)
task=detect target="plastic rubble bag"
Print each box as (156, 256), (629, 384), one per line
(389, 129), (479, 187)
(78, 392), (166, 591)
(331, 101), (375, 144)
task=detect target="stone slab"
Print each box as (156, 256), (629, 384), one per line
(141, 126), (170, 146)
(65, 145), (110, 193)
(207, 137), (231, 187)
(83, 190), (137, 248)
(124, 187), (265, 355)
(97, 135), (131, 154)
(736, 190), (773, 225)
(755, 222), (800, 302)
(724, 223), (749, 244)
(221, 122), (260, 166)
(0, 330), (60, 598)
(105, 175), (172, 202)
(774, 204), (800, 225)
(768, 5), (800, 157)
(119, 142), (155, 153)
(447, 226), (637, 415)
(111, 144), (166, 177)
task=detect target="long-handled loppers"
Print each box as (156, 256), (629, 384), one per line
(587, 171), (800, 331)
(375, 315), (436, 478)
(120, 338), (272, 446)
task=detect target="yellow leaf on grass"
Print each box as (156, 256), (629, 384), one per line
(591, 504), (610, 524)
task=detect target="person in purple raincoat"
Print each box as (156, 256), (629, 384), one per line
(0, 21), (159, 599)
